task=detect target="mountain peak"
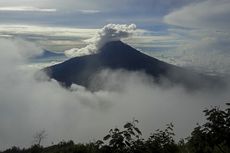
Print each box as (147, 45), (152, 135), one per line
(43, 41), (224, 90)
(99, 40), (139, 55)
(100, 40), (127, 49)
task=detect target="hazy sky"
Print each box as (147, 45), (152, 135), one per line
(0, 0), (230, 74)
(0, 0), (230, 150)
(0, 0), (202, 26)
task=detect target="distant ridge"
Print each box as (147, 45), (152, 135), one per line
(33, 50), (65, 60)
(43, 41), (224, 90)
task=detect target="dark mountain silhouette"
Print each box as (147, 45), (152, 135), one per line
(43, 41), (224, 90)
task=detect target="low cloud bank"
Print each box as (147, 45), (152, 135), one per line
(156, 29), (230, 76)
(64, 24), (136, 57)
(0, 38), (229, 150)
(162, 0), (230, 75)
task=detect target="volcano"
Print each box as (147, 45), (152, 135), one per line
(43, 41), (223, 90)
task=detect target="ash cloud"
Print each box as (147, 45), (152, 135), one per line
(64, 24), (136, 57)
(0, 38), (229, 150)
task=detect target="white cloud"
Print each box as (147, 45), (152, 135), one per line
(0, 0), (108, 11)
(0, 6), (100, 14)
(152, 28), (230, 75)
(164, 0), (230, 30)
(0, 6), (56, 12)
(125, 34), (182, 48)
(64, 24), (136, 57)
(178, 38), (230, 75)
(0, 38), (42, 62)
(0, 25), (97, 38)
(161, 0), (230, 75)
(0, 25), (98, 51)
(0, 24), (159, 52)
(0, 0), (205, 14)
(79, 9), (100, 14)
(0, 38), (229, 150)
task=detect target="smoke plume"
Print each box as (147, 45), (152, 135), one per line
(64, 24), (136, 57)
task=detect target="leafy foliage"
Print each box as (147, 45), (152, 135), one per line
(188, 103), (230, 153)
(95, 120), (179, 153)
(98, 119), (145, 153)
(146, 123), (178, 153)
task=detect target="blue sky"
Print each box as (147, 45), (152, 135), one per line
(0, 0), (230, 74)
(0, 0), (200, 27)
(0, 0), (229, 29)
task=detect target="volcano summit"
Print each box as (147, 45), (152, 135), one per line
(43, 41), (224, 90)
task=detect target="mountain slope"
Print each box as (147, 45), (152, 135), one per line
(43, 41), (224, 90)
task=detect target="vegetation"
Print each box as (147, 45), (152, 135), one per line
(1, 103), (229, 153)
(33, 130), (47, 146)
(187, 103), (230, 153)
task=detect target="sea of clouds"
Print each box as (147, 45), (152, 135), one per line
(0, 24), (229, 150)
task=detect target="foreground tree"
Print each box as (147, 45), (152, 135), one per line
(97, 119), (143, 153)
(33, 130), (47, 146)
(97, 120), (179, 153)
(188, 103), (230, 153)
(146, 123), (178, 153)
